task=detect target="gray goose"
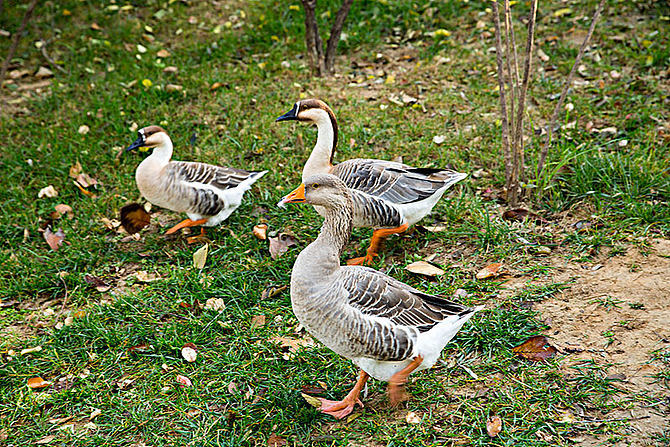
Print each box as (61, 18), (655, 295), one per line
(276, 99), (467, 265)
(125, 126), (267, 237)
(279, 173), (482, 419)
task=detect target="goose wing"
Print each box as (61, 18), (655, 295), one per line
(167, 161), (259, 191)
(332, 159), (462, 204)
(339, 265), (472, 333)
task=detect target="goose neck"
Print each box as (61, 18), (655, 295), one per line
(303, 110), (338, 180)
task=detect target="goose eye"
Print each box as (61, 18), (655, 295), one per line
(311, 183), (319, 189)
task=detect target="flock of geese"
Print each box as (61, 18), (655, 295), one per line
(124, 98), (481, 419)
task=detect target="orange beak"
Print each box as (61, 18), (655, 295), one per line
(278, 183), (306, 207)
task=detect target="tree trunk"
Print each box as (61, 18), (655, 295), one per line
(324, 0), (354, 73)
(301, 0), (326, 76)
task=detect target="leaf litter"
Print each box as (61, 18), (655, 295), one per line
(511, 335), (558, 362)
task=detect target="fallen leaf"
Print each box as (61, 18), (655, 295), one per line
(261, 285), (287, 300)
(34, 66), (53, 79)
(54, 204), (73, 218)
(301, 384), (326, 394)
(267, 433), (287, 447)
(405, 411), (422, 424)
(204, 298), (226, 311)
(268, 335), (314, 354)
(253, 223), (268, 240)
(432, 135), (446, 145)
(89, 408), (101, 420)
(135, 270), (160, 282)
(73, 180), (96, 198)
(193, 244), (209, 269)
(176, 374), (192, 387)
(553, 7), (572, 17)
(487, 415), (502, 437)
(156, 49), (171, 58)
(405, 261), (445, 277)
(69, 161), (82, 178)
(78, 125), (90, 135)
(165, 84), (182, 92)
(90, 23), (102, 31)
(475, 263), (503, 280)
(227, 381), (238, 393)
(84, 274), (111, 292)
(210, 82), (223, 90)
(38, 185), (58, 198)
(28, 376), (50, 389)
(120, 203), (151, 234)
(163, 66), (178, 73)
(268, 233), (297, 259)
(36, 435), (56, 444)
(301, 392), (322, 408)
(181, 343), (197, 363)
(75, 172), (97, 188)
(127, 343), (150, 353)
(21, 345), (43, 355)
(44, 227), (65, 251)
(511, 335), (558, 362)
(250, 314), (266, 328)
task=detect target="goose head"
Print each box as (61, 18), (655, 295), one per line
(278, 173), (350, 209)
(125, 125), (170, 152)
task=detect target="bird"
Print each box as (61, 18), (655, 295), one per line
(278, 173), (482, 419)
(124, 125), (267, 239)
(276, 98), (467, 265)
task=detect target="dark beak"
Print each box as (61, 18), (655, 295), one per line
(125, 135), (145, 152)
(275, 104), (298, 122)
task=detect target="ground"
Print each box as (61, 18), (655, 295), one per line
(0, 0), (668, 446)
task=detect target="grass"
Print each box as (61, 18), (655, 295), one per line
(1, 0), (668, 445)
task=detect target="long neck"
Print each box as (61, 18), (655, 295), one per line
(146, 135), (174, 166)
(295, 196), (352, 273)
(303, 110), (338, 180)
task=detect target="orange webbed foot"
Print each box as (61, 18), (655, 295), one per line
(316, 397), (363, 419)
(346, 254), (377, 266)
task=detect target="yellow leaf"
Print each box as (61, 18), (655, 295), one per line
(142, 78), (152, 88)
(271, 35), (279, 42)
(385, 74), (395, 85)
(289, 5), (300, 11)
(301, 393), (322, 408)
(434, 29), (451, 37)
(405, 261), (445, 277)
(193, 244), (209, 269)
(553, 8), (572, 17)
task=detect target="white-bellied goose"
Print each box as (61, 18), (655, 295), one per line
(276, 99), (467, 265)
(125, 126), (267, 238)
(279, 173), (481, 419)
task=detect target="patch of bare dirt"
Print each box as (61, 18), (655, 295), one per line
(537, 238), (670, 446)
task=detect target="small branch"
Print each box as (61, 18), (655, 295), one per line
(300, 0), (326, 76)
(503, 0), (516, 138)
(536, 0), (606, 179)
(324, 0), (354, 74)
(491, 0), (513, 189)
(0, 0), (40, 86)
(509, 0), (537, 205)
(39, 39), (67, 74)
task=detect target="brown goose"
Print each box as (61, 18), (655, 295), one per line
(125, 126), (267, 237)
(276, 99), (467, 265)
(279, 173), (482, 419)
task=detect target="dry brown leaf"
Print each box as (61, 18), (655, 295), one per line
(165, 84), (183, 92)
(35, 66), (53, 79)
(176, 374), (192, 387)
(156, 49), (171, 58)
(90, 23), (102, 31)
(250, 314), (266, 328)
(38, 185), (58, 198)
(210, 82), (223, 90)
(502, 208), (549, 224)
(511, 335), (558, 362)
(267, 433), (287, 447)
(405, 411), (422, 424)
(20, 346), (42, 355)
(75, 172), (97, 188)
(487, 415), (502, 437)
(163, 66), (178, 73)
(54, 204), (73, 219)
(268, 335), (314, 354)
(475, 262), (503, 280)
(78, 125), (90, 135)
(260, 285), (287, 300)
(36, 435), (56, 444)
(301, 392), (322, 408)
(44, 227), (65, 251)
(268, 233), (297, 259)
(181, 343), (197, 363)
(27, 376), (50, 389)
(135, 271), (160, 282)
(204, 298), (225, 312)
(89, 408), (101, 420)
(84, 274), (110, 292)
(253, 223), (268, 240)
(405, 261), (445, 277)
(73, 180), (96, 198)
(120, 203), (151, 234)
(69, 161), (82, 178)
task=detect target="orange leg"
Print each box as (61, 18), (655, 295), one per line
(347, 223), (410, 265)
(186, 227), (207, 244)
(165, 218), (208, 235)
(388, 355), (424, 405)
(313, 370), (369, 419)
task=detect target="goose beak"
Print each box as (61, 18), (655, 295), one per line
(125, 135), (145, 152)
(275, 104), (298, 122)
(277, 183), (306, 207)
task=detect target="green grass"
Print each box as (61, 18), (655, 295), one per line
(1, 0), (669, 445)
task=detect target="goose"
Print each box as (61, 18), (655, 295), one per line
(279, 173), (482, 419)
(276, 99), (467, 265)
(125, 125), (267, 238)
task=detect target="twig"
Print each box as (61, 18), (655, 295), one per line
(504, 0), (524, 182)
(39, 39), (67, 74)
(509, 0), (538, 205)
(324, 0), (353, 73)
(491, 0), (513, 189)
(536, 0), (606, 179)
(503, 0), (517, 141)
(0, 0), (40, 86)
(300, 0), (326, 76)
